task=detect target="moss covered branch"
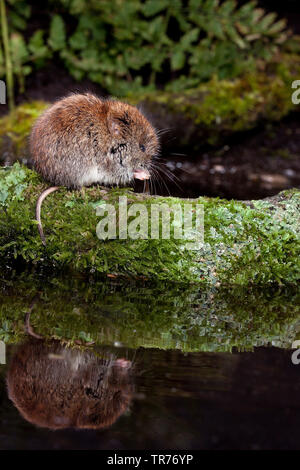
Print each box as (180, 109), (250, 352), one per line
(0, 163), (299, 285)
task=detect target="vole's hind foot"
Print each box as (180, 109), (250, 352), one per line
(36, 186), (60, 246)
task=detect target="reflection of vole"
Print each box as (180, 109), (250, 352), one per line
(7, 341), (133, 430)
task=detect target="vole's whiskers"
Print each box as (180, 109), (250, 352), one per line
(151, 167), (165, 195)
(156, 128), (172, 137)
(143, 179), (150, 194)
(159, 162), (181, 182)
(160, 135), (177, 146)
(149, 170), (159, 195)
(150, 164), (172, 196)
(149, 159), (183, 195)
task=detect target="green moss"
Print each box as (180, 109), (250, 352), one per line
(0, 270), (299, 351)
(0, 101), (48, 158)
(0, 164), (299, 285)
(134, 53), (300, 147)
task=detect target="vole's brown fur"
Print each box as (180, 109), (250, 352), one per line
(30, 93), (159, 188)
(7, 341), (133, 430)
(30, 93), (159, 244)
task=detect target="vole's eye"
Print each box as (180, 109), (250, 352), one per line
(140, 144), (145, 152)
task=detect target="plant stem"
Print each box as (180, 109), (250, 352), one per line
(0, 0), (14, 110)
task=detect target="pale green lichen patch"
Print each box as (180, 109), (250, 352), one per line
(0, 164), (299, 285)
(198, 193), (300, 285)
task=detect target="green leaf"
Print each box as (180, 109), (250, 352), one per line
(10, 33), (29, 66)
(219, 0), (236, 16)
(259, 12), (278, 31)
(143, 0), (169, 17)
(181, 28), (199, 48)
(267, 19), (287, 35)
(171, 49), (186, 70)
(69, 30), (88, 50)
(28, 30), (51, 62)
(48, 15), (66, 51)
(10, 11), (27, 30)
(252, 8), (265, 24)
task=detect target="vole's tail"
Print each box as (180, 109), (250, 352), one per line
(25, 295), (43, 339)
(36, 186), (60, 246)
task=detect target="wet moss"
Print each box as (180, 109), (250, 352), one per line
(0, 163), (299, 285)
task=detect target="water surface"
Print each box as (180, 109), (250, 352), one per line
(0, 269), (299, 449)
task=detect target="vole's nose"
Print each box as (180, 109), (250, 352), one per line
(115, 358), (131, 369)
(133, 168), (150, 180)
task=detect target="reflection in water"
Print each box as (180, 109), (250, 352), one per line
(1, 268), (300, 449)
(7, 340), (134, 430)
(2, 344), (300, 449)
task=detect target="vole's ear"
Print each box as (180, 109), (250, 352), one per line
(107, 115), (122, 137)
(108, 111), (131, 136)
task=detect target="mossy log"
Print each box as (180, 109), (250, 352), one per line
(0, 163), (299, 285)
(0, 270), (299, 351)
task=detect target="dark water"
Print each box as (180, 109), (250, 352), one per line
(1, 344), (300, 450)
(0, 269), (300, 450)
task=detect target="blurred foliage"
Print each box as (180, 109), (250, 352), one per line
(0, 0), (293, 96)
